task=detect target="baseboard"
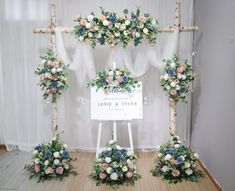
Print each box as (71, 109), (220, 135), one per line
(0, 144), (6, 150)
(198, 159), (224, 191)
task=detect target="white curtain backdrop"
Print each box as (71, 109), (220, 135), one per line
(0, 0), (194, 151)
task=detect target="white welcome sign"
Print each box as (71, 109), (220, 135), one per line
(91, 83), (143, 120)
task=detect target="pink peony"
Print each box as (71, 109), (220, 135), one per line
(177, 67), (184, 73)
(34, 164), (40, 173)
(172, 170), (180, 177)
(101, 163), (108, 169)
(45, 167), (54, 174)
(56, 166), (64, 174)
(99, 172), (107, 179)
(125, 171), (133, 178)
(170, 89), (177, 96)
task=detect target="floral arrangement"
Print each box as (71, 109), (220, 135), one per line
(90, 140), (141, 189)
(88, 68), (139, 93)
(24, 135), (77, 182)
(74, 8), (159, 48)
(151, 135), (203, 184)
(35, 49), (69, 103)
(160, 56), (195, 103)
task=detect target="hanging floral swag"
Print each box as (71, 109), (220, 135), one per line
(35, 49), (69, 103)
(160, 56), (196, 103)
(90, 140), (141, 189)
(74, 7), (159, 48)
(24, 135), (77, 182)
(88, 68), (140, 93)
(151, 135), (203, 184)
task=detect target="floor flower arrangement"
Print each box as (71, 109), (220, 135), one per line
(90, 140), (141, 189)
(151, 135), (203, 184)
(88, 68), (139, 93)
(24, 135), (77, 182)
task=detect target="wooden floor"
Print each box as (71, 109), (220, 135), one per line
(0, 150), (220, 191)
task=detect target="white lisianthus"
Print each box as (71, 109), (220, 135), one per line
(78, 36), (84, 41)
(184, 162), (191, 168)
(151, 19), (157, 26)
(41, 59), (46, 64)
(60, 150), (63, 154)
(112, 162), (118, 168)
(88, 32), (93, 37)
(123, 30), (128, 36)
(85, 22), (91, 29)
(103, 20), (109, 26)
(108, 71), (114, 76)
(157, 153), (162, 157)
(107, 147), (112, 151)
(106, 167), (112, 174)
(143, 28), (149, 34)
(135, 32), (140, 38)
(105, 157), (112, 163)
(114, 32), (120, 37)
(44, 160), (49, 166)
(34, 158), (40, 164)
(170, 82), (176, 87)
(33, 150), (38, 155)
(194, 153), (199, 159)
(53, 151), (60, 158)
(87, 15), (94, 22)
(127, 151), (133, 156)
(122, 166), (128, 172)
(110, 172), (118, 180)
(64, 164), (70, 170)
(120, 24), (126, 31)
(164, 154), (172, 160)
(127, 159), (132, 164)
(166, 86), (171, 90)
(170, 62), (176, 68)
(63, 144), (68, 149)
(182, 75), (186, 80)
(94, 26), (99, 31)
(115, 23), (121, 28)
(116, 145), (121, 150)
(163, 74), (169, 80)
(185, 168), (193, 176)
(97, 33), (102, 38)
(176, 85), (181, 90)
(109, 139), (115, 144)
(174, 144), (180, 148)
(177, 73), (182, 79)
(161, 165), (169, 172)
(98, 158), (103, 162)
(125, 20), (130, 26)
(54, 159), (60, 165)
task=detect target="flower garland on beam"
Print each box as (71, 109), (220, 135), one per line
(74, 8), (159, 48)
(35, 49), (69, 103)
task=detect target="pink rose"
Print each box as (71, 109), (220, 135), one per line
(101, 163), (108, 169)
(172, 170), (180, 177)
(34, 164), (40, 173)
(47, 61), (53, 66)
(108, 23), (113, 29)
(140, 16), (146, 23)
(100, 15), (106, 21)
(116, 75), (123, 82)
(125, 171), (133, 178)
(177, 67), (184, 73)
(127, 163), (133, 169)
(45, 167), (54, 174)
(131, 29), (136, 34)
(170, 89), (177, 96)
(56, 166), (64, 174)
(99, 172), (107, 180)
(180, 64), (186, 70)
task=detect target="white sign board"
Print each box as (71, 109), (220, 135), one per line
(91, 83), (143, 120)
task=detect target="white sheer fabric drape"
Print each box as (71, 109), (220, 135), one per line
(0, 0), (194, 151)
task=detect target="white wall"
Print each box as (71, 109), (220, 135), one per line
(192, 1), (235, 191)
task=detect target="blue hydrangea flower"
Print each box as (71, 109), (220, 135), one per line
(120, 148), (127, 153)
(164, 148), (178, 154)
(167, 69), (174, 76)
(114, 151), (122, 159)
(61, 151), (69, 158)
(176, 156), (185, 164)
(79, 27), (86, 35)
(110, 16), (117, 24)
(44, 150), (52, 158)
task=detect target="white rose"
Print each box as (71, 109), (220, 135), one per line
(184, 162), (191, 168)
(123, 30), (128, 36)
(182, 75), (186, 80)
(60, 150), (63, 154)
(163, 74), (169, 80)
(109, 139), (115, 144)
(166, 86), (171, 90)
(122, 166), (128, 172)
(34, 158), (40, 164)
(54, 159), (60, 165)
(174, 144), (180, 148)
(63, 144), (68, 149)
(135, 32), (140, 38)
(57, 68), (63, 72)
(112, 162), (118, 168)
(87, 15), (94, 22)
(33, 150), (38, 155)
(97, 33), (101, 38)
(105, 157), (111, 163)
(120, 24), (126, 31)
(41, 59), (46, 64)
(64, 164), (70, 170)
(177, 73), (182, 79)
(114, 32), (120, 37)
(170, 62), (176, 68)
(127, 159), (132, 164)
(116, 145), (121, 150)
(185, 168), (193, 176)
(176, 85), (181, 90)
(103, 20), (109, 26)
(161, 165), (169, 173)
(44, 160), (49, 166)
(106, 167), (112, 174)
(85, 22), (91, 29)
(108, 71), (114, 76)
(127, 151), (133, 156)
(78, 36), (84, 41)
(107, 147), (112, 151)
(164, 154), (172, 160)
(110, 172), (118, 180)
(88, 32), (93, 37)
(170, 82), (176, 87)
(98, 158), (103, 162)
(194, 153), (199, 159)
(53, 152), (60, 158)
(51, 68), (57, 74)
(125, 20), (130, 26)
(143, 28), (148, 34)
(151, 19), (157, 26)
(115, 23), (121, 28)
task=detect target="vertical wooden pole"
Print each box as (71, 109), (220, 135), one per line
(50, 4), (58, 136)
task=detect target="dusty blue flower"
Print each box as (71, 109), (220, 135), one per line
(44, 150), (52, 158)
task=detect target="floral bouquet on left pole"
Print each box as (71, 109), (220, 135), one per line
(90, 140), (141, 189)
(24, 135), (77, 182)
